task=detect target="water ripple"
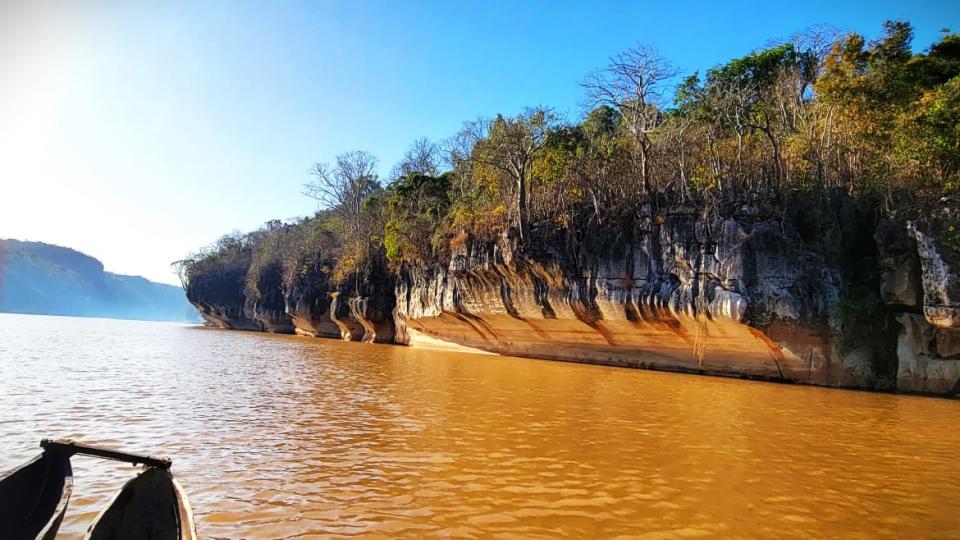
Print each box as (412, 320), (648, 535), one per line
(1, 313), (959, 538)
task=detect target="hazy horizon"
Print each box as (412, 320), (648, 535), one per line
(2, 0), (956, 285)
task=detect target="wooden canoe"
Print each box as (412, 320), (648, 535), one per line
(85, 466), (197, 540)
(0, 449), (73, 540)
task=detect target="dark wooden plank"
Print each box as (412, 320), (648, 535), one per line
(40, 439), (172, 469)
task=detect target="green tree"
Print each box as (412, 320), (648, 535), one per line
(384, 173), (452, 264)
(469, 108), (557, 244)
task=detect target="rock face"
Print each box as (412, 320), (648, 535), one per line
(284, 279), (342, 338)
(187, 260), (396, 343)
(912, 222), (960, 328)
(877, 217), (960, 395)
(186, 267), (262, 331)
(185, 193), (960, 397)
(395, 193), (896, 389)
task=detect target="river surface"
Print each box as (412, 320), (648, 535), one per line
(2, 313), (960, 538)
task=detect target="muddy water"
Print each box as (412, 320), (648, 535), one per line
(1, 313), (959, 538)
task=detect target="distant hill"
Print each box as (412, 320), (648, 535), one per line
(0, 239), (200, 323)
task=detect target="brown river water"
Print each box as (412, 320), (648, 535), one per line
(1, 313), (959, 539)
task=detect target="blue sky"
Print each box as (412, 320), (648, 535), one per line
(1, 0), (957, 285)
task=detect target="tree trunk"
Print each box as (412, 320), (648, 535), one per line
(516, 173), (528, 245)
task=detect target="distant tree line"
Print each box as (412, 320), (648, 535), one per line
(179, 21), (960, 299)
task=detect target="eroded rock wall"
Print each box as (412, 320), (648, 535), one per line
(877, 217), (960, 394)
(184, 193), (960, 396)
(394, 194), (888, 388)
(283, 282), (342, 338)
(186, 267), (262, 331)
(246, 263), (295, 333)
(187, 258), (395, 342)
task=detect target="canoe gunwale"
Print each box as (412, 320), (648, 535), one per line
(173, 477), (198, 540)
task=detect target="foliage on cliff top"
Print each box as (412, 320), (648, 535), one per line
(384, 172), (453, 265)
(182, 21), (960, 295)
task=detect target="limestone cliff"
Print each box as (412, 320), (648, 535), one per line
(187, 255), (396, 343)
(395, 192), (894, 389)
(185, 194), (960, 396)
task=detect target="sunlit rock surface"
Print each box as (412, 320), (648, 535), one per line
(878, 219), (960, 394)
(395, 195), (875, 388)
(911, 222), (960, 328)
(284, 283), (342, 338)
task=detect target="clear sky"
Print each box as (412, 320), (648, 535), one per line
(1, 1), (957, 285)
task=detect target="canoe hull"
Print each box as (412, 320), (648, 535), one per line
(0, 451), (73, 540)
(85, 466), (197, 540)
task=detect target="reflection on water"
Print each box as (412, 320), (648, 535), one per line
(1, 313), (959, 538)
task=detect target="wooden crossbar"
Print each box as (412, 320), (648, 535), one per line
(40, 439), (172, 469)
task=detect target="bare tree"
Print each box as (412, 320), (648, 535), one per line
(582, 43), (675, 192)
(390, 137), (442, 181)
(658, 112), (695, 198)
(171, 259), (191, 289)
(444, 119), (489, 197)
(785, 25), (841, 188)
(784, 25), (842, 74)
(304, 150), (380, 234)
